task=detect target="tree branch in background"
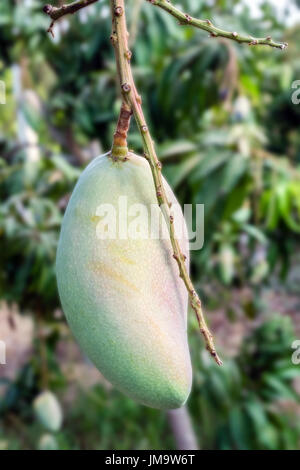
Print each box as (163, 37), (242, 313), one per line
(43, 0), (99, 36)
(146, 0), (288, 50)
(167, 407), (199, 450)
(43, 0), (287, 49)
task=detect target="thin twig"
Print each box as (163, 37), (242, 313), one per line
(43, 0), (287, 49)
(146, 0), (288, 50)
(110, 0), (222, 365)
(43, 0), (99, 36)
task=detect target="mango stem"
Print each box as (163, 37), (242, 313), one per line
(111, 101), (132, 157)
(110, 0), (222, 365)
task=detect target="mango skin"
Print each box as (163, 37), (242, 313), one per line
(56, 152), (192, 409)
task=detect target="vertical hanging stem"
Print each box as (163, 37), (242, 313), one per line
(110, 0), (222, 365)
(167, 407), (199, 450)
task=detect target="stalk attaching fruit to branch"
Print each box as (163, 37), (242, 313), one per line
(111, 101), (132, 158)
(110, 0), (222, 365)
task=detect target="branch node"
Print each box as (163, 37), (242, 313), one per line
(110, 34), (118, 45)
(43, 4), (53, 14)
(115, 6), (124, 16)
(121, 83), (131, 93)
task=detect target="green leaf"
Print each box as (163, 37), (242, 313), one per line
(229, 406), (252, 450)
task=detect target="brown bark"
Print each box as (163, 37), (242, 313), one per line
(113, 102), (132, 148)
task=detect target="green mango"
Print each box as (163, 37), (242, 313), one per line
(33, 391), (63, 432)
(38, 434), (60, 451)
(56, 152), (192, 409)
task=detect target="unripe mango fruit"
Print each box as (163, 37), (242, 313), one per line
(33, 391), (63, 432)
(38, 434), (59, 451)
(56, 152), (192, 409)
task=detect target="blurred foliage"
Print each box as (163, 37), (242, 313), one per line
(191, 316), (300, 450)
(0, 0), (300, 450)
(0, 315), (299, 450)
(0, 154), (79, 310)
